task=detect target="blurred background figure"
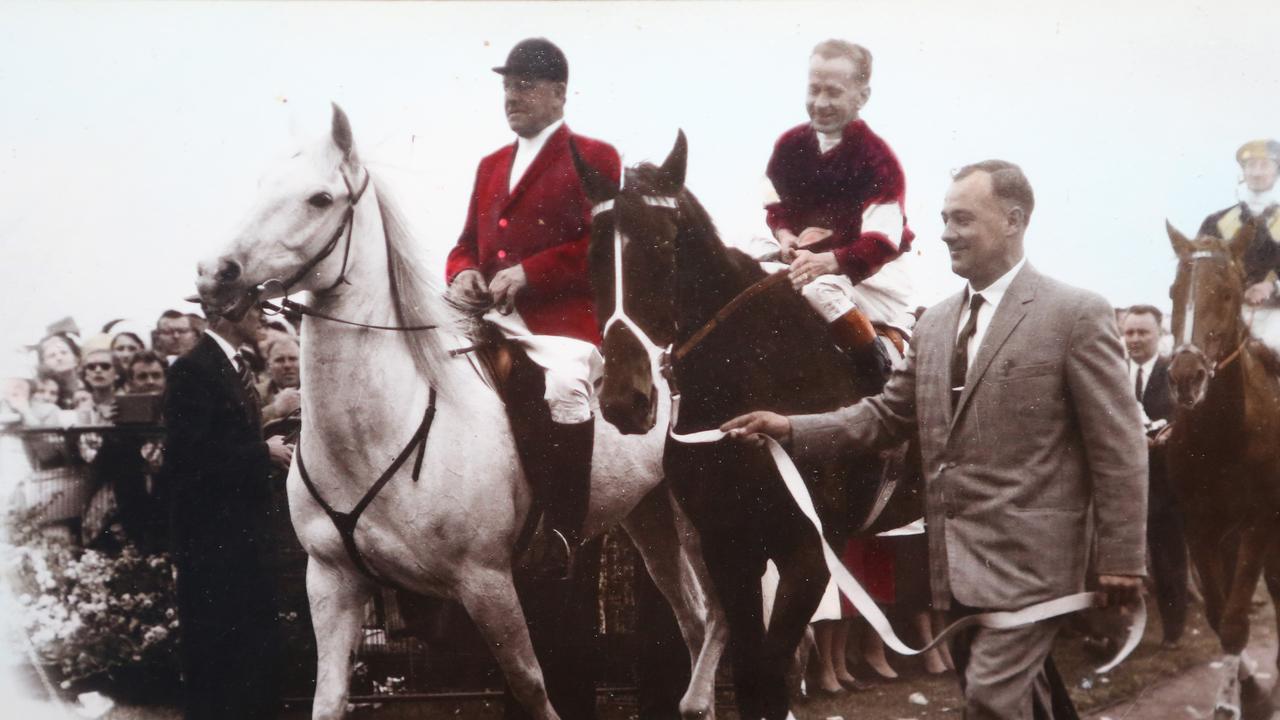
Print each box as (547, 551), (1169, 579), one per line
(260, 336), (301, 425)
(36, 333), (82, 409)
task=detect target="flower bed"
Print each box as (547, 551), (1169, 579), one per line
(5, 507), (181, 703)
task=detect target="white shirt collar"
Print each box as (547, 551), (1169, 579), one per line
(204, 329), (240, 367)
(510, 118), (564, 192)
(817, 130), (843, 154)
(1129, 353), (1158, 383)
(1237, 183), (1280, 216)
(966, 255), (1027, 309)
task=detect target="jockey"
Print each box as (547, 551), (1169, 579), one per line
(753, 39), (915, 359)
(1199, 139), (1280, 305)
(445, 38), (620, 575)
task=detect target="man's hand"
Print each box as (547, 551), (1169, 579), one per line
(795, 226), (834, 248)
(447, 269), (491, 307)
(720, 411), (792, 448)
(1097, 574), (1144, 608)
(1244, 280), (1275, 306)
(789, 250), (840, 290)
(489, 265), (528, 314)
(269, 388), (301, 417)
(266, 435), (294, 470)
(776, 229), (801, 262)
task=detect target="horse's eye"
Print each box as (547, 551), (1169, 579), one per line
(308, 192), (334, 208)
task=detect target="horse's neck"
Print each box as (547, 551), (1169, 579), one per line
(675, 232), (758, 338)
(299, 194), (428, 470)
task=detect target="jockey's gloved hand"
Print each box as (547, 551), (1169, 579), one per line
(448, 269), (492, 309)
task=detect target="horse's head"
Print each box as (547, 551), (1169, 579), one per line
(573, 132), (688, 434)
(1166, 219), (1255, 407)
(196, 104), (370, 318)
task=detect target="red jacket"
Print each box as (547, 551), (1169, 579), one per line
(447, 124), (620, 345)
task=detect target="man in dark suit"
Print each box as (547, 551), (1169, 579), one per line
(724, 160), (1148, 719)
(1123, 304), (1187, 647)
(162, 306), (292, 719)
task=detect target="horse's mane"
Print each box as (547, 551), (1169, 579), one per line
(373, 175), (466, 397)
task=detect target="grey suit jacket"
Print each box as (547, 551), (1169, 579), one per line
(791, 263), (1148, 610)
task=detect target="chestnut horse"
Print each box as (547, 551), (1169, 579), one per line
(573, 132), (905, 720)
(1166, 220), (1280, 720)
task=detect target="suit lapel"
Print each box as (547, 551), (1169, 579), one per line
(505, 124), (567, 210)
(933, 292), (967, 427)
(201, 336), (260, 427)
(949, 264), (1038, 432)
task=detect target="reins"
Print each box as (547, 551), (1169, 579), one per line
(671, 271), (791, 363)
(248, 166), (440, 334)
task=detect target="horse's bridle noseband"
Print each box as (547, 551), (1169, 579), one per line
(591, 186), (681, 366)
(1173, 248), (1247, 379)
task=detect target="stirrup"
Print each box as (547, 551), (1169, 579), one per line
(549, 528), (576, 581)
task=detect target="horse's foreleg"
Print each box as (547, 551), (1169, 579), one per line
(1188, 527), (1230, 634)
(456, 568), (558, 720)
(622, 486), (727, 720)
(1263, 541), (1280, 709)
(307, 559), (373, 720)
(1212, 528), (1277, 720)
(761, 516), (829, 720)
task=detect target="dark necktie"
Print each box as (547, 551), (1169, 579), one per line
(235, 351), (259, 404)
(951, 294), (986, 409)
(1134, 366), (1144, 402)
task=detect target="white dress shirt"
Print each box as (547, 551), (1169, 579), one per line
(509, 118), (564, 193)
(1129, 354), (1158, 401)
(204, 329), (242, 369)
(956, 256), (1028, 368)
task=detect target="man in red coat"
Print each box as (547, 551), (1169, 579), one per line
(446, 38), (619, 574)
(755, 39), (916, 356)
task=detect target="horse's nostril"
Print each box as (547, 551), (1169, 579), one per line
(217, 259), (242, 284)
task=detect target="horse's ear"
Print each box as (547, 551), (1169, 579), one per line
(654, 130), (688, 195)
(331, 103), (357, 161)
(1228, 219), (1257, 267)
(1166, 221), (1193, 259)
(570, 139), (617, 204)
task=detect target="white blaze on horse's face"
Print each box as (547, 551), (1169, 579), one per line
(197, 105), (364, 312)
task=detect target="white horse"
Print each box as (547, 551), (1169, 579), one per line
(194, 105), (726, 720)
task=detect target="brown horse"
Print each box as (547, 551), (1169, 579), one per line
(1166, 220), (1280, 720)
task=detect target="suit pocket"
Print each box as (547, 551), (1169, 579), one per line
(1000, 360), (1057, 379)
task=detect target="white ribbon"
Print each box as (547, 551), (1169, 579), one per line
(667, 394), (1146, 674)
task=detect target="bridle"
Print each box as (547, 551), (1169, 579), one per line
(1172, 249), (1248, 379)
(242, 165), (439, 334)
(590, 181), (680, 366)
(591, 185), (788, 382)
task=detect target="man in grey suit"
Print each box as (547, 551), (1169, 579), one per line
(723, 160), (1148, 719)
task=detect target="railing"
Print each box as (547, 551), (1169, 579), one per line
(0, 424), (653, 703)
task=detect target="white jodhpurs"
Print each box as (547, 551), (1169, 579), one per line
(483, 308), (602, 424)
(755, 247), (916, 332)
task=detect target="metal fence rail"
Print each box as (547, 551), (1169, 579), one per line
(1, 424), (651, 700)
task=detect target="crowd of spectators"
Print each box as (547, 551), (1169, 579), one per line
(1, 307), (302, 551)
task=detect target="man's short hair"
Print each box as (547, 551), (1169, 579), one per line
(127, 350), (167, 380)
(264, 336), (299, 361)
(811, 39), (872, 86)
(1126, 304), (1163, 326)
(953, 159), (1036, 224)
(157, 309), (185, 325)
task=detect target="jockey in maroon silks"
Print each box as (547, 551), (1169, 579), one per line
(755, 39), (916, 357)
(445, 38), (620, 578)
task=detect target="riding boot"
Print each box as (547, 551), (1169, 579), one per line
(829, 308), (891, 393)
(543, 417), (594, 580)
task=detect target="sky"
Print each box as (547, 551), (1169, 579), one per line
(2, 0), (1279, 374)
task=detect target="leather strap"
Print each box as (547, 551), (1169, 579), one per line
(672, 271), (791, 363)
